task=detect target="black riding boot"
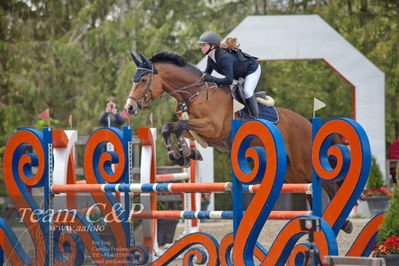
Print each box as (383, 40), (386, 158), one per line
(246, 95), (259, 118)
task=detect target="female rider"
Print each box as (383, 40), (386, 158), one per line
(198, 31), (262, 118)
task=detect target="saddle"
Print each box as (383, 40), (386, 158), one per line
(230, 80), (279, 124)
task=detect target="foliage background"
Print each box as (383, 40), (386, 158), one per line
(0, 1), (398, 204)
(366, 157), (385, 191)
(377, 185), (399, 251)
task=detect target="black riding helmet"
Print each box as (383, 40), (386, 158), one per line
(197, 31), (221, 46)
(197, 31), (221, 55)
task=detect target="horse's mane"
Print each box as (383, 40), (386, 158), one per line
(150, 51), (202, 76)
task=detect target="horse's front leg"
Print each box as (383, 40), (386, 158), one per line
(173, 120), (203, 162)
(161, 122), (185, 166)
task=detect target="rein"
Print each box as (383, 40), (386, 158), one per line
(128, 69), (217, 112)
(167, 74), (207, 96)
(164, 73), (218, 112)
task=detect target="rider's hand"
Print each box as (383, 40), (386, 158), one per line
(203, 74), (213, 82)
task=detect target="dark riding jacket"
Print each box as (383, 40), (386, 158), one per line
(98, 111), (126, 129)
(204, 48), (259, 86)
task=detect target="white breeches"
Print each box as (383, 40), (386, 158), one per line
(243, 64), (261, 99)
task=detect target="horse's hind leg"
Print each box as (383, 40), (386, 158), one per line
(322, 182), (353, 234)
(287, 160), (353, 234)
(304, 183), (352, 234)
(161, 122), (186, 166)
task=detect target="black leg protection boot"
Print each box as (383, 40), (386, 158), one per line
(246, 95), (259, 118)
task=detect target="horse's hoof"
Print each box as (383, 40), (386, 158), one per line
(172, 157), (188, 167)
(182, 159), (191, 168)
(169, 150), (182, 161)
(171, 156), (190, 168)
(181, 148), (191, 158)
(188, 148), (203, 161)
(341, 219), (353, 234)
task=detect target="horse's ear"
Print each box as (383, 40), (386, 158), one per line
(138, 52), (152, 67)
(130, 52), (141, 66)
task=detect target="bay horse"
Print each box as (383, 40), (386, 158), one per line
(125, 51), (352, 233)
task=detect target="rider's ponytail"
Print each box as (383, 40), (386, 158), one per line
(220, 37), (240, 49)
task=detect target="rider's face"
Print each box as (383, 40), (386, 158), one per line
(200, 43), (212, 55)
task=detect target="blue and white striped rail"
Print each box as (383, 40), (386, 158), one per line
(130, 210), (311, 220)
(51, 182), (232, 194)
(51, 182), (310, 194)
(130, 211), (234, 220)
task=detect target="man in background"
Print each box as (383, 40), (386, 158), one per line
(98, 97), (126, 129)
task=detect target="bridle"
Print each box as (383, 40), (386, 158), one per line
(127, 66), (217, 112)
(126, 67), (158, 110)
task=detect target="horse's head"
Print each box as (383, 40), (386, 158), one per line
(125, 52), (163, 116)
